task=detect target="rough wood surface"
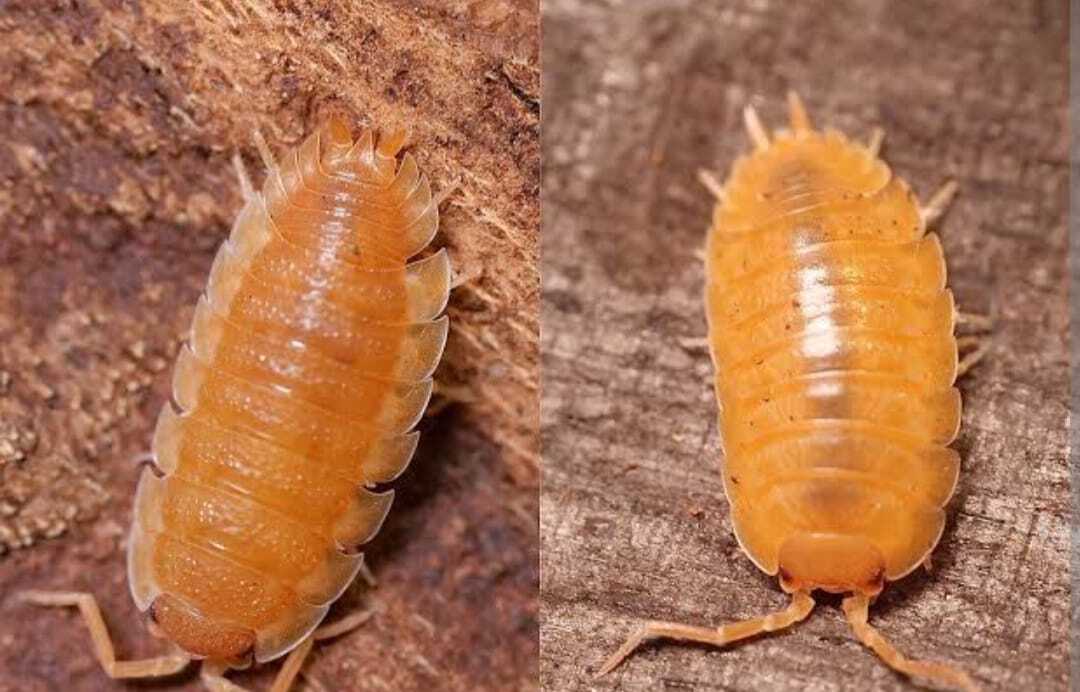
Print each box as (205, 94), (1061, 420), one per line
(0, 1), (538, 690)
(541, 1), (1069, 690)
(1071, 22), (1080, 687)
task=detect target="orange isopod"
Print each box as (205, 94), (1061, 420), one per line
(20, 117), (451, 690)
(600, 94), (990, 691)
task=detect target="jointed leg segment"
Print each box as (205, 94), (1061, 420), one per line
(252, 128), (278, 173)
(922, 180), (959, 227)
(842, 593), (980, 692)
(313, 608), (374, 641)
(787, 91), (812, 132)
(19, 588), (372, 692)
(269, 636), (315, 692)
(17, 590), (191, 679)
(697, 168), (725, 201)
(597, 591), (815, 676)
(201, 660), (249, 692)
(956, 336), (991, 378)
(866, 127), (885, 157)
(956, 311), (994, 331)
(743, 105), (770, 150)
(954, 309), (993, 378)
(232, 153), (255, 202)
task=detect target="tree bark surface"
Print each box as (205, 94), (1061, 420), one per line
(541, 1), (1068, 690)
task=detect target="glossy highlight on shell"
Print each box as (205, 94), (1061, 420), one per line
(128, 118), (450, 664)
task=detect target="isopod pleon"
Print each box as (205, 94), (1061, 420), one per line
(599, 94), (990, 691)
(19, 117), (450, 690)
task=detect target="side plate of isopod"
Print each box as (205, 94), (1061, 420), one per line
(18, 117), (452, 691)
(597, 93), (992, 692)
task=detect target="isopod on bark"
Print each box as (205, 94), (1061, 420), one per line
(599, 93), (990, 692)
(20, 117), (451, 691)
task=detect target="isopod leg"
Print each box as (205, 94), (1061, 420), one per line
(743, 105), (770, 150)
(596, 591), (815, 676)
(253, 128), (278, 173)
(956, 336), (991, 378)
(867, 127), (885, 157)
(450, 265), (483, 290)
(842, 593), (980, 692)
(956, 311), (994, 332)
(433, 179), (461, 209)
(697, 168), (725, 201)
(426, 381), (476, 417)
(17, 590), (190, 679)
(358, 559), (378, 588)
(232, 152), (255, 202)
(312, 608), (374, 641)
(787, 91), (812, 132)
(954, 309), (992, 378)
(268, 636), (315, 692)
(200, 660), (248, 692)
(921, 180), (960, 227)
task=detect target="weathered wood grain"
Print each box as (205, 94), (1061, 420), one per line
(540, 1), (1069, 690)
(1070, 15), (1080, 685)
(0, 1), (538, 690)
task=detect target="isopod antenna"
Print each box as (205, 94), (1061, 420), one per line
(597, 591), (815, 676)
(843, 593), (980, 692)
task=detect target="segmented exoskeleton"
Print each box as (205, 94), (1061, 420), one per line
(600, 94), (990, 692)
(21, 118), (451, 691)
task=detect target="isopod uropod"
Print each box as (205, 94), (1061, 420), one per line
(600, 94), (990, 691)
(20, 117), (451, 691)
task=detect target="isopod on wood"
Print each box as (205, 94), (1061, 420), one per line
(599, 93), (990, 691)
(19, 117), (451, 691)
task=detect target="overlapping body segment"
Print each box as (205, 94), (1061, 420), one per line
(128, 120), (449, 663)
(704, 104), (960, 592)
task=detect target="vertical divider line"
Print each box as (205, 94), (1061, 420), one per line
(1068, 1), (1079, 685)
